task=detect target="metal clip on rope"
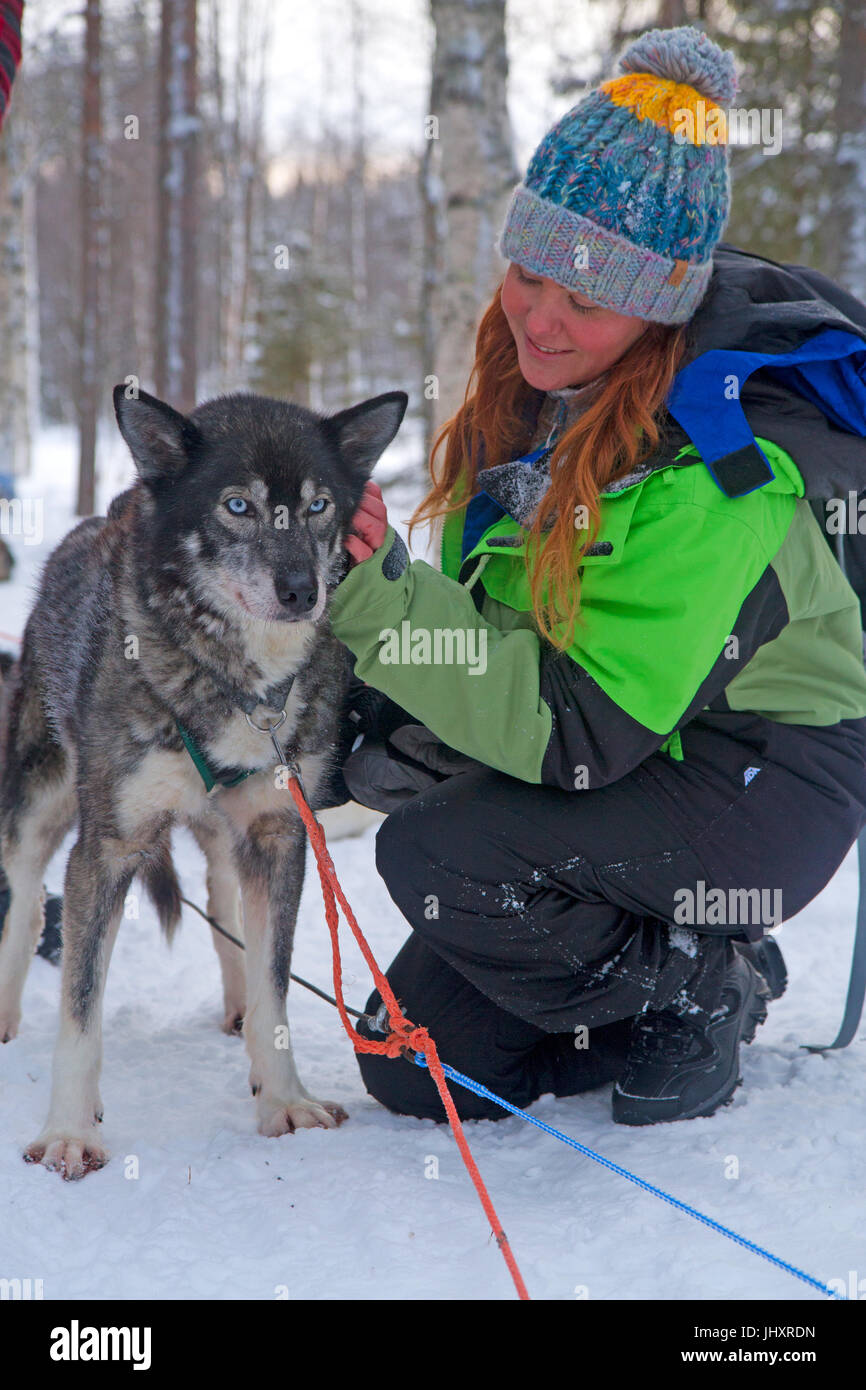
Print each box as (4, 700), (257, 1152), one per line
(244, 707), (306, 799)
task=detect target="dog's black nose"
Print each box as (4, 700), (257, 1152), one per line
(276, 571), (318, 613)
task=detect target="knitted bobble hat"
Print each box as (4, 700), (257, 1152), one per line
(496, 25), (739, 324)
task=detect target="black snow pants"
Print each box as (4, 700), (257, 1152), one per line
(355, 709), (866, 1121)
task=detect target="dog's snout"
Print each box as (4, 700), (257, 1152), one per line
(276, 570), (318, 614)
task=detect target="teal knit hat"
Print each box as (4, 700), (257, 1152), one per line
(497, 25), (739, 323)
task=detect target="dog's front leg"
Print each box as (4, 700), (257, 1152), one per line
(238, 815), (347, 1136)
(0, 765), (76, 1042)
(24, 836), (128, 1179)
(191, 815), (246, 1034)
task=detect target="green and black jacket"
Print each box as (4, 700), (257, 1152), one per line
(330, 244), (866, 790)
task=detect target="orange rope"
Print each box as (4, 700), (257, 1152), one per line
(286, 774), (530, 1301)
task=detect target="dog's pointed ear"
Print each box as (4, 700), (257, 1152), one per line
(325, 391), (408, 478)
(113, 385), (197, 483)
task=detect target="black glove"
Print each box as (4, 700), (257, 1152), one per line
(387, 724), (479, 777)
(345, 676), (415, 743)
(341, 722), (481, 814)
(316, 677), (417, 811)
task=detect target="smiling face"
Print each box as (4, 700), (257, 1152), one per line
(500, 261), (651, 390)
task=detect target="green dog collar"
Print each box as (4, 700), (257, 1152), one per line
(175, 719), (258, 795)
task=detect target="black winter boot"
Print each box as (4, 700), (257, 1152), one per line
(734, 935), (787, 1001)
(612, 952), (771, 1126)
(35, 894), (63, 964)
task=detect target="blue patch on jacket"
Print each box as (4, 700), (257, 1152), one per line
(667, 328), (866, 496)
(460, 444), (551, 563)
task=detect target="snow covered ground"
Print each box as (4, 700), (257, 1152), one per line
(1, 427), (864, 1303)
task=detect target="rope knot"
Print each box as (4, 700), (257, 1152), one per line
(380, 1017), (431, 1059)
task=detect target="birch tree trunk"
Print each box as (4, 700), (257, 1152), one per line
(834, 0), (866, 299)
(215, 0), (269, 390)
(0, 102), (34, 478)
(76, 0), (103, 516)
(346, 0), (369, 400)
(420, 0), (518, 461)
(206, 0), (227, 387)
(155, 0), (199, 412)
(656, 0), (691, 26)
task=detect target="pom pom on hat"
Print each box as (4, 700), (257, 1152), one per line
(617, 24), (739, 107)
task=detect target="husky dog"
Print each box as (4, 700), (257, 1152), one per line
(0, 384), (407, 1179)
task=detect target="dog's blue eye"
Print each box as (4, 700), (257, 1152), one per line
(226, 497), (249, 515)
(308, 497), (328, 514)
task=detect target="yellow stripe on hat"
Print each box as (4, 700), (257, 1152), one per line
(599, 73), (728, 145)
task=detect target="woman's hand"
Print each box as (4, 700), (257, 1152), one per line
(345, 480), (388, 567)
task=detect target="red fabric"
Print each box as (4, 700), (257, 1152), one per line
(0, 1), (25, 133)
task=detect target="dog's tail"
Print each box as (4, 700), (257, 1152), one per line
(140, 836), (183, 943)
(0, 649), (18, 786)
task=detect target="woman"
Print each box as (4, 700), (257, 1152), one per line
(330, 25), (866, 1126)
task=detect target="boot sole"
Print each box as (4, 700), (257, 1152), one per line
(613, 967), (770, 1126)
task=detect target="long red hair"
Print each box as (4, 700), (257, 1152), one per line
(409, 279), (690, 649)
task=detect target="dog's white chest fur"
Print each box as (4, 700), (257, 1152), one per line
(204, 693), (302, 771)
(240, 614), (316, 690)
(202, 619), (317, 769)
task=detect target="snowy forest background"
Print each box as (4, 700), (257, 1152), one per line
(1, 0), (866, 511)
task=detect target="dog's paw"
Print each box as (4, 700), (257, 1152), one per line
(23, 1129), (109, 1180)
(256, 1096), (348, 1137)
(222, 1008), (244, 1036)
(0, 1003), (22, 1043)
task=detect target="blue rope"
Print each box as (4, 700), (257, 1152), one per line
(413, 1052), (845, 1302)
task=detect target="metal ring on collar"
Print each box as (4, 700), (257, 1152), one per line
(244, 708), (287, 734)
